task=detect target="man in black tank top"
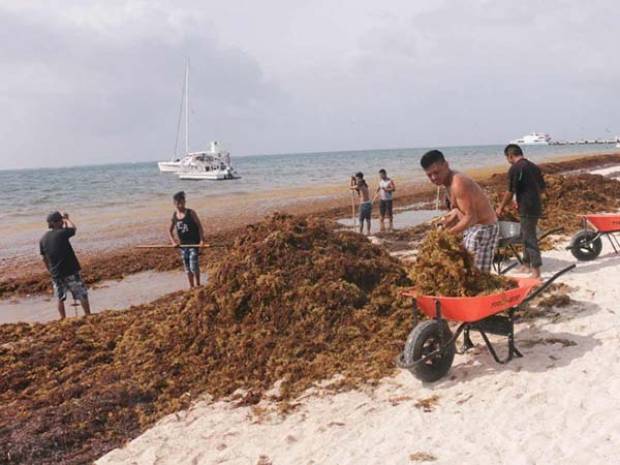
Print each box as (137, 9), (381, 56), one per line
(168, 191), (206, 288)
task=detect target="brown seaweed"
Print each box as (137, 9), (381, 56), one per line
(409, 228), (516, 297)
(0, 214), (414, 465)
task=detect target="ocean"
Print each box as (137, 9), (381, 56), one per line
(0, 143), (616, 223)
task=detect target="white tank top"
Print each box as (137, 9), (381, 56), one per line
(379, 178), (393, 200)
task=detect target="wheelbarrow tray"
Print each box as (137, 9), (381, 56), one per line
(583, 214), (620, 233)
(401, 277), (540, 322)
(398, 265), (575, 382)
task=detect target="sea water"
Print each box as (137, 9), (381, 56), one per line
(0, 143), (615, 222)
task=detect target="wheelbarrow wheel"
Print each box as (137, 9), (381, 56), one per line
(403, 320), (455, 382)
(570, 230), (602, 261)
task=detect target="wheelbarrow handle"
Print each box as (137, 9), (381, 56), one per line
(539, 227), (564, 241)
(521, 264), (576, 305)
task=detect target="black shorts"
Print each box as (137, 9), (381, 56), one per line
(379, 199), (393, 218)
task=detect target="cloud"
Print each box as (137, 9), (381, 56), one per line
(0, 0), (618, 169)
(0, 3), (290, 169)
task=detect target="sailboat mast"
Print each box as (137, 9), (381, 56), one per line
(185, 59), (189, 154)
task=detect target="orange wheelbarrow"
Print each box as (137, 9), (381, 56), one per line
(567, 214), (620, 261)
(396, 264), (575, 382)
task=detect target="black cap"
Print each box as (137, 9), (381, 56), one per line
(46, 211), (63, 226)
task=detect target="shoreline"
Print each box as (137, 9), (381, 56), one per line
(1, 151), (620, 298)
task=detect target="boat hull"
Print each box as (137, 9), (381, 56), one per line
(158, 161), (182, 172)
(178, 172), (240, 181)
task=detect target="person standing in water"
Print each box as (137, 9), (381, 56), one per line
(350, 172), (372, 235)
(168, 191), (206, 288)
(39, 211), (91, 320)
(377, 169), (396, 231)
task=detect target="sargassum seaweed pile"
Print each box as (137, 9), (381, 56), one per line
(409, 227), (516, 297)
(0, 213), (414, 465)
(490, 172), (620, 232)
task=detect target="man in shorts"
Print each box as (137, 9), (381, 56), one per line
(496, 144), (546, 278)
(40, 211), (91, 319)
(351, 172), (372, 234)
(420, 150), (499, 272)
(168, 191), (206, 288)
(377, 169), (396, 231)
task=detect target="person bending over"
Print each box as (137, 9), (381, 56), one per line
(40, 211), (91, 319)
(168, 191), (206, 288)
(496, 144), (545, 278)
(420, 150), (499, 272)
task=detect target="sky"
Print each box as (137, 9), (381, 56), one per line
(0, 0), (618, 169)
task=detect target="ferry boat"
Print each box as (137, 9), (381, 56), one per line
(509, 132), (552, 145)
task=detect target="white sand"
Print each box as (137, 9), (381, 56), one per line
(96, 238), (620, 465)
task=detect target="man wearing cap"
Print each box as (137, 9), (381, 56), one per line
(40, 211), (91, 319)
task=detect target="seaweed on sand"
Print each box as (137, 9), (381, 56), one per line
(409, 228), (516, 297)
(0, 214), (414, 465)
(489, 173), (620, 233)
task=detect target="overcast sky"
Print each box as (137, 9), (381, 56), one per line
(1, 0), (618, 169)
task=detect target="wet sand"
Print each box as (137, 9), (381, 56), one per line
(0, 271), (187, 324)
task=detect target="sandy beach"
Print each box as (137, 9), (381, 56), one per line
(94, 224), (620, 465)
(2, 154), (620, 465)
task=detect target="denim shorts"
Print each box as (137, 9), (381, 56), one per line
(180, 247), (200, 274)
(52, 273), (88, 302)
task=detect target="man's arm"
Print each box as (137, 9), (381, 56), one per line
(190, 210), (206, 245)
(386, 180), (395, 192)
(61, 213), (77, 235)
(40, 242), (50, 271)
(496, 191), (513, 216)
(447, 179), (478, 234)
(496, 166), (518, 216)
(168, 222), (179, 246)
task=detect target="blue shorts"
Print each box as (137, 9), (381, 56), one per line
(180, 247), (200, 274)
(52, 273), (88, 302)
(359, 202), (372, 221)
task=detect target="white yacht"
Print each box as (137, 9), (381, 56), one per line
(157, 61), (240, 180)
(177, 142), (240, 180)
(509, 132), (552, 145)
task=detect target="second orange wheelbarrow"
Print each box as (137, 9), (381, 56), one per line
(567, 214), (620, 261)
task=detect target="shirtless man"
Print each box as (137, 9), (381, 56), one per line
(350, 172), (372, 234)
(420, 150), (499, 272)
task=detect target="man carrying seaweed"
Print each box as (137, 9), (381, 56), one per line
(40, 211), (91, 319)
(496, 144), (545, 278)
(420, 150), (499, 272)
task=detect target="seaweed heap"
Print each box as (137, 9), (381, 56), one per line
(539, 173), (620, 231)
(489, 173), (620, 233)
(410, 228), (516, 297)
(0, 214), (413, 465)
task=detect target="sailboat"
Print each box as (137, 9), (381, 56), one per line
(157, 61), (240, 180)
